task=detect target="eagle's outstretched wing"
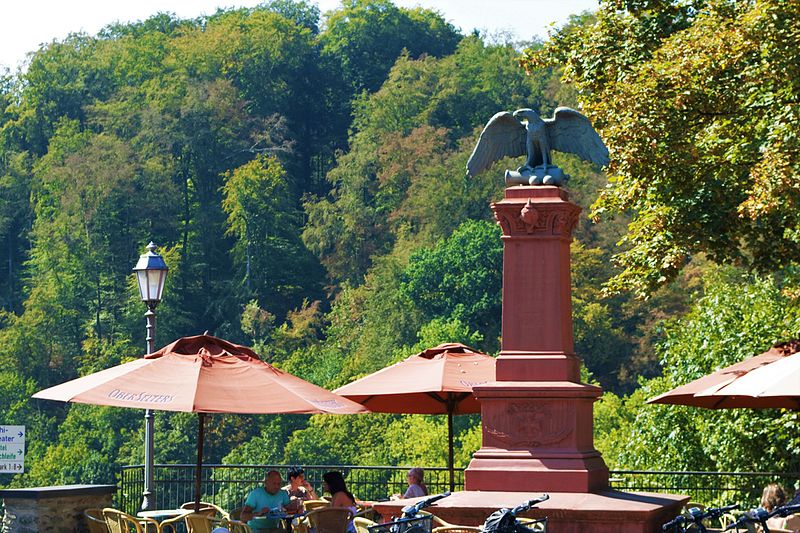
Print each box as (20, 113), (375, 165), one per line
(466, 112), (526, 177)
(544, 107), (609, 167)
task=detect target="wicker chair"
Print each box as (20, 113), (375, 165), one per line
(353, 516), (376, 533)
(302, 507), (354, 533)
(226, 518), (254, 533)
(84, 508), (110, 533)
(517, 517), (547, 532)
(180, 501), (230, 519)
(182, 512), (230, 533)
(303, 499), (331, 511)
(102, 508), (159, 533)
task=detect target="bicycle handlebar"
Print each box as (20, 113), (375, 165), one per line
(663, 515), (688, 531)
(401, 492), (451, 518)
(724, 502), (800, 531)
(510, 495), (549, 516)
(663, 504), (739, 532)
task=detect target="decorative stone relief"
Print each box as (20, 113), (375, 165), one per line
(484, 401), (573, 448)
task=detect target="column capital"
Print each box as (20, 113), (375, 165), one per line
(491, 186), (581, 239)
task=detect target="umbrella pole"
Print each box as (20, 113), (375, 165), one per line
(447, 408), (454, 492)
(195, 412), (206, 513)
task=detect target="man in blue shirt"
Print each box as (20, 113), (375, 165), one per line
(241, 470), (300, 530)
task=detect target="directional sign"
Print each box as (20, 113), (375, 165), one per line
(0, 425), (25, 473)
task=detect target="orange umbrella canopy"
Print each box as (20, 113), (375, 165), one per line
(335, 342), (495, 492)
(33, 334), (367, 414)
(334, 342), (496, 414)
(33, 334), (367, 512)
(647, 340), (800, 409)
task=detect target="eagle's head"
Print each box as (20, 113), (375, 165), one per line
(513, 108), (541, 124)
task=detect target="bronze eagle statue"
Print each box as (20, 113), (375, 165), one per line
(466, 107), (609, 186)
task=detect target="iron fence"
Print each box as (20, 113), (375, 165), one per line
(608, 470), (800, 508)
(118, 464), (461, 515)
(117, 465), (800, 515)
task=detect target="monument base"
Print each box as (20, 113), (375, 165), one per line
(372, 490), (688, 533)
(466, 381), (607, 493)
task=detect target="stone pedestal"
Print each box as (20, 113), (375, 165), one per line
(465, 186), (608, 493)
(0, 484), (116, 533)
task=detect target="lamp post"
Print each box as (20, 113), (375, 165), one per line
(133, 242), (168, 512)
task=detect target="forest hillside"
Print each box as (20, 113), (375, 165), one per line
(1, 0), (800, 487)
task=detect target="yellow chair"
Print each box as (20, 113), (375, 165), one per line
(159, 512), (193, 533)
(183, 512), (229, 533)
(353, 516), (376, 533)
(102, 508), (159, 533)
(302, 507), (354, 533)
(226, 518), (254, 533)
(180, 501), (230, 519)
(84, 508), (110, 533)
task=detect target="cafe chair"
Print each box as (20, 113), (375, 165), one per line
(353, 516), (376, 533)
(226, 518), (254, 533)
(181, 501), (230, 519)
(183, 512), (229, 533)
(229, 507), (243, 521)
(159, 512), (193, 533)
(302, 507), (354, 533)
(303, 499), (331, 511)
(103, 508), (160, 533)
(84, 508), (110, 533)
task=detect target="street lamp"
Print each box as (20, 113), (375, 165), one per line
(133, 241), (168, 511)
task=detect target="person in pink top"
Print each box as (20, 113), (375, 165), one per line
(403, 468), (428, 499)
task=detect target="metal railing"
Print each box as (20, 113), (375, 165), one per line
(118, 464), (462, 514)
(117, 465), (800, 514)
(608, 470), (800, 507)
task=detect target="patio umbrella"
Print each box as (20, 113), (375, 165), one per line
(333, 342), (496, 491)
(647, 340), (800, 409)
(32, 334), (368, 512)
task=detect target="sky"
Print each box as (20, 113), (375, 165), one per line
(0, 0), (599, 71)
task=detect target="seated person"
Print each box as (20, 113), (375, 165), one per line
(390, 467), (428, 500)
(283, 466), (319, 502)
(322, 471), (358, 532)
(241, 470), (302, 530)
(403, 468), (428, 499)
(762, 483), (800, 533)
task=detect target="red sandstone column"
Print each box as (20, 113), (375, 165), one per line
(465, 186), (609, 493)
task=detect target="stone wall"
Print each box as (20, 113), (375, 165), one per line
(0, 485), (116, 533)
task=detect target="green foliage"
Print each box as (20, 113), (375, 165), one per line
(320, 0), (461, 95)
(595, 268), (800, 478)
(2, 0), (777, 492)
(223, 155), (323, 318)
(524, 0), (800, 297)
(401, 220), (502, 351)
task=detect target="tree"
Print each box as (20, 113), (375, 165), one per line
(594, 267), (800, 477)
(401, 220), (503, 351)
(222, 154), (324, 319)
(523, 0), (800, 297)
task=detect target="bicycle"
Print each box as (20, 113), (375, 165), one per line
(368, 492), (452, 533)
(724, 501), (800, 533)
(662, 504), (740, 532)
(482, 495), (549, 533)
